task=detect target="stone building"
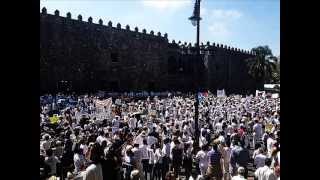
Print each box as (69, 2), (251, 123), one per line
(40, 8), (257, 94)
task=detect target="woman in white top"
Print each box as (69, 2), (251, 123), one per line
(196, 145), (209, 176)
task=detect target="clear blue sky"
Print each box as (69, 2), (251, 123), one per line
(40, 0), (280, 56)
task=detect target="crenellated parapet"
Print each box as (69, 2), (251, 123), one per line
(40, 8), (254, 56)
(40, 7), (169, 41)
(168, 40), (253, 56)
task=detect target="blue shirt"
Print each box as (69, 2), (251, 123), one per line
(207, 149), (221, 165)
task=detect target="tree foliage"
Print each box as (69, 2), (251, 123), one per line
(246, 46), (278, 84)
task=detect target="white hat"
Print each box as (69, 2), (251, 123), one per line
(237, 167), (245, 174)
(67, 172), (73, 179)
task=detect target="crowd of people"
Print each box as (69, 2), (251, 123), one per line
(40, 92), (280, 180)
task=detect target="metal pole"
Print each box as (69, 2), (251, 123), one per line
(194, 0), (201, 148)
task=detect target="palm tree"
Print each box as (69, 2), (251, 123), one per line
(246, 46), (277, 89)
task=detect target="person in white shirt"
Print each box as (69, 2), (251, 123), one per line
(218, 131), (226, 144)
(154, 144), (163, 180)
(267, 133), (276, 157)
(96, 131), (106, 146)
(140, 139), (150, 180)
(73, 145), (86, 174)
(253, 120), (262, 146)
(128, 116), (137, 131)
(199, 130), (208, 148)
(196, 145), (209, 176)
(254, 158), (277, 180)
(232, 167), (246, 180)
(254, 148), (267, 169)
(132, 143), (144, 180)
(215, 118), (223, 132)
(135, 131), (147, 147)
(41, 135), (51, 151)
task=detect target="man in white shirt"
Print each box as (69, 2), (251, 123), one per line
(267, 133), (276, 157)
(218, 131), (226, 144)
(253, 120), (262, 146)
(128, 116), (137, 131)
(41, 134), (51, 151)
(254, 158), (277, 180)
(215, 118), (223, 132)
(132, 143), (144, 180)
(232, 167), (246, 180)
(140, 139), (149, 180)
(195, 145), (209, 176)
(96, 130), (106, 146)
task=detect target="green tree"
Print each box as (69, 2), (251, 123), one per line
(271, 56), (280, 83)
(246, 46), (277, 88)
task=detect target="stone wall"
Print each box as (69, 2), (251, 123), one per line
(40, 8), (257, 94)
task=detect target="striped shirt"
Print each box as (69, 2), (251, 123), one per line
(208, 149), (221, 165)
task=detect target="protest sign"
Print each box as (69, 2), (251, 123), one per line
(149, 110), (157, 117)
(272, 93), (279, 99)
(95, 98), (112, 108)
(115, 99), (122, 105)
(95, 98), (112, 120)
(217, 89), (226, 97)
(256, 90), (266, 97)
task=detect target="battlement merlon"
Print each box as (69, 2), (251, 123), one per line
(40, 8), (169, 40)
(168, 40), (252, 55)
(41, 8), (253, 55)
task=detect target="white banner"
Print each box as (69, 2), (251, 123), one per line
(95, 98), (112, 108)
(217, 89), (226, 97)
(256, 90), (266, 97)
(115, 99), (122, 105)
(95, 98), (112, 120)
(272, 93), (279, 99)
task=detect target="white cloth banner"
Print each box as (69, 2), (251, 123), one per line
(115, 99), (122, 105)
(272, 93), (279, 99)
(256, 90), (266, 97)
(95, 98), (112, 120)
(95, 98), (112, 108)
(217, 89), (226, 97)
